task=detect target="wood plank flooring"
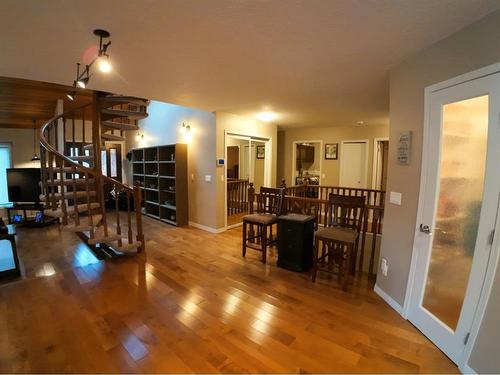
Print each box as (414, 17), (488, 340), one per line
(0, 217), (458, 373)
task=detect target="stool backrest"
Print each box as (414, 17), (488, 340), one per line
(327, 194), (365, 232)
(257, 187), (285, 215)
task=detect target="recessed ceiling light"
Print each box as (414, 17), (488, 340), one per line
(256, 111), (277, 122)
(355, 121), (367, 126)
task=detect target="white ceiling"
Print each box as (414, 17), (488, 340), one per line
(1, 0), (500, 128)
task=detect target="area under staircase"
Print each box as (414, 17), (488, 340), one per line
(39, 92), (148, 256)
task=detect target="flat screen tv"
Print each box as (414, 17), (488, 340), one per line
(7, 168), (41, 203)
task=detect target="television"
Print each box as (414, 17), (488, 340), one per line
(7, 168), (41, 203)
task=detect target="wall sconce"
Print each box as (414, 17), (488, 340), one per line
(136, 131), (144, 140)
(181, 122), (192, 143)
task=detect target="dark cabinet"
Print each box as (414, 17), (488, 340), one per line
(296, 145), (315, 163)
(277, 214), (315, 272)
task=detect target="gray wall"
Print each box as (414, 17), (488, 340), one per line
(377, 10), (500, 373)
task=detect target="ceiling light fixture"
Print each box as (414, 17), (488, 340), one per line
(67, 29), (112, 97)
(256, 111), (277, 122)
(66, 91), (76, 101)
(31, 119), (40, 162)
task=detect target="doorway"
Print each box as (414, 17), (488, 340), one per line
(372, 138), (389, 190)
(225, 133), (271, 228)
(407, 68), (500, 367)
(340, 140), (369, 188)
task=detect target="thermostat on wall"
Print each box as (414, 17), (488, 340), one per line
(216, 158), (225, 166)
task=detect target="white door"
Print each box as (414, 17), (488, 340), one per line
(340, 141), (368, 188)
(408, 72), (500, 364)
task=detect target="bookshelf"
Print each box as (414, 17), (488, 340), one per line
(131, 144), (188, 226)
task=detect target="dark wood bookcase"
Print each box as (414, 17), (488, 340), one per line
(131, 144), (188, 226)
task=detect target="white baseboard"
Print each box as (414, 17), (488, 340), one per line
(188, 221), (225, 234)
(459, 363), (476, 374)
(374, 284), (404, 317)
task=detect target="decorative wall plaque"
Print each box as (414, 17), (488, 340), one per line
(397, 131), (412, 165)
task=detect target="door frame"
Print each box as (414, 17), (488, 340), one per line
(402, 62), (500, 372)
(291, 140), (323, 186)
(371, 137), (389, 189)
(339, 140), (369, 188)
(224, 131), (272, 229)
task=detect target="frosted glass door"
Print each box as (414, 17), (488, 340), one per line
(422, 96), (488, 330)
(408, 71), (500, 365)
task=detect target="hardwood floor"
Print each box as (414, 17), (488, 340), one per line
(0, 217), (458, 373)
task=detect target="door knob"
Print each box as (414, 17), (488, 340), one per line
(420, 224), (432, 234)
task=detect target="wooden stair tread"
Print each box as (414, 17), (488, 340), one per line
(46, 178), (95, 186)
(40, 190), (97, 201)
(114, 240), (142, 253)
(70, 155), (93, 162)
(44, 202), (101, 218)
(100, 95), (149, 107)
(101, 121), (139, 131)
(62, 214), (103, 232)
(45, 166), (91, 173)
(100, 108), (148, 120)
(88, 232), (123, 245)
(101, 133), (125, 141)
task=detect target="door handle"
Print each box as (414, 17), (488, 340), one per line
(420, 224), (432, 234)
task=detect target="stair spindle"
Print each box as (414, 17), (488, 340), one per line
(71, 164), (80, 227)
(126, 190), (133, 245)
(114, 184), (123, 247)
(58, 157), (68, 226)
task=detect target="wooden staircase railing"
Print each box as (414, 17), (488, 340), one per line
(40, 94), (147, 255)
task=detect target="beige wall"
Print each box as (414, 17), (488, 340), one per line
(0, 128), (42, 169)
(125, 100), (217, 229)
(278, 124), (388, 187)
(215, 112), (278, 229)
(379, 10), (500, 373)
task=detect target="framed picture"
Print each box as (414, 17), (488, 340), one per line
(325, 143), (338, 160)
(256, 145), (265, 159)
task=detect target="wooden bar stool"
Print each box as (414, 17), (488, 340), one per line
(312, 194), (365, 291)
(242, 186), (284, 263)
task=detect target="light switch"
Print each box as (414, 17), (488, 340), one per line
(205, 175), (212, 182)
(191, 173), (194, 182)
(221, 175), (225, 182)
(390, 191), (402, 205)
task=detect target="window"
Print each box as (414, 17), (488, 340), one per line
(0, 144), (12, 204)
(110, 148), (117, 178)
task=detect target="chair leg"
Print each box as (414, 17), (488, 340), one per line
(261, 224), (267, 264)
(242, 221), (247, 257)
(343, 244), (352, 291)
(312, 237), (319, 282)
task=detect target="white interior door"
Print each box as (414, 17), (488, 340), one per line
(340, 141), (368, 188)
(408, 72), (500, 364)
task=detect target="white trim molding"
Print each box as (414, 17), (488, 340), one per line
(374, 284), (405, 317)
(459, 363), (476, 375)
(189, 221), (225, 234)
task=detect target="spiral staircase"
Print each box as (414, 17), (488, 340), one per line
(39, 92), (148, 256)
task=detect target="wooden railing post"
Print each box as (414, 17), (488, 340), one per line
(248, 182), (255, 214)
(91, 92), (102, 173)
(134, 184), (145, 253)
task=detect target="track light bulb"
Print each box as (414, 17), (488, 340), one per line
(97, 56), (112, 73)
(67, 91), (76, 101)
(76, 76), (88, 88)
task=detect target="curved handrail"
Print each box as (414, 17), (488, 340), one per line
(40, 103), (95, 174)
(40, 103), (134, 193)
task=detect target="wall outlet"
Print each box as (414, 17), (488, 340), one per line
(380, 258), (389, 276)
(205, 175), (212, 182)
